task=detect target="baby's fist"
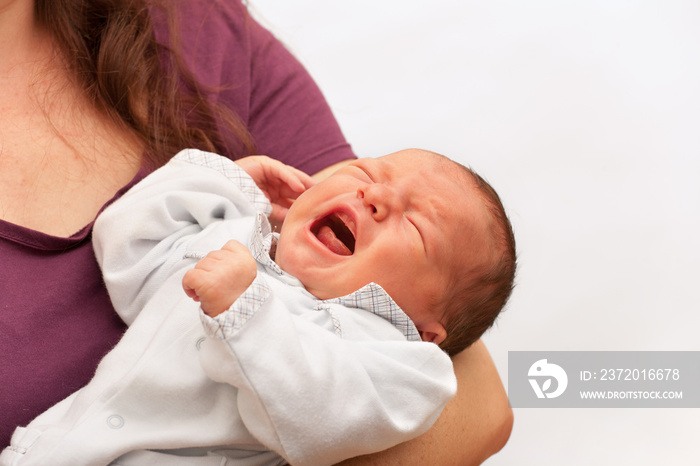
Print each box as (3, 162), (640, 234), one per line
(182, 240), (257, 317)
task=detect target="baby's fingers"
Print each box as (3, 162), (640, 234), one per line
(260, 158), (315, 200)
(220, 239), (249, 254)
(182, 269), (204, 300)
(277, 165), (316, 195)
(269, 204), (291, 228)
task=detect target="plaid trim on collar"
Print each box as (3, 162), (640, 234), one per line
(324, 283), (421, 342)
(248, 213), (284, 276)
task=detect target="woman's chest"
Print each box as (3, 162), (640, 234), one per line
(0, 109), (141, 237)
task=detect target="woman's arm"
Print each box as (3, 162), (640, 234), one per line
(337, 340), (513, 466)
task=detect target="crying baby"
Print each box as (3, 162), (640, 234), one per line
(270, 147), (516, 355)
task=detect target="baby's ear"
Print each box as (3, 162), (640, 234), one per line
(418, 321), (447, 345)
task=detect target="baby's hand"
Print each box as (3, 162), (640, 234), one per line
(235, 156), (315, 227)
(182, 240), (257, 317)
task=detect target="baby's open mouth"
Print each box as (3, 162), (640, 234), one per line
(312, 212), (356, 256)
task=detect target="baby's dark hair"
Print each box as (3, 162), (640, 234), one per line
(435, 158), (517, 356)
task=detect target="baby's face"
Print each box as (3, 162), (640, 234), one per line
(275, 149), (493, 343)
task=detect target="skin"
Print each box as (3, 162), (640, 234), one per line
(3, 1), (512, 461)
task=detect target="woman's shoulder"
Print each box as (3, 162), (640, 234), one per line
(151, 0), (355, 173)
(150, 0), (257, 74)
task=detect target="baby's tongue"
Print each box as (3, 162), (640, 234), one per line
(317, 225), (352, 256)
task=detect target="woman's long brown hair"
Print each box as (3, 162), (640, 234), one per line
(35, 0), (255, 169)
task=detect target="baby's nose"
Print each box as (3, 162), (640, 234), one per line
(357, 184), (405, 221)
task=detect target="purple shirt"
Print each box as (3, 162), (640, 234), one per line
(0, 0), (354, 447)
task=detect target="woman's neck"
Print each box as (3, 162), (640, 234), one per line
(0, 0), (47, 71)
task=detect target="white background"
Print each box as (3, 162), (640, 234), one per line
(248, 1), (700, 464)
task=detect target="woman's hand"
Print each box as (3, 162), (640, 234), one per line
(182, 240), (258, 317)
(236, 155), (316, 226)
